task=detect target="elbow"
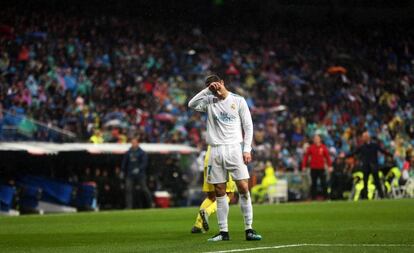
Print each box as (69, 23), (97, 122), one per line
(188, 100), (195, 109)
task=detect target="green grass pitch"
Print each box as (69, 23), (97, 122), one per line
(1, 199), (413, 253)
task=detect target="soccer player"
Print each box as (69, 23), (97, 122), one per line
(188, 74), (262, 242)
(191, 145), (236, 233)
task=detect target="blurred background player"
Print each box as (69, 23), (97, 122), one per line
(121, 136), (151, 208)
(191, 145), (236, 233)
(302, 134), (332, 200)
(348, 131), (392, 199)
(188, 74), (262, 242)
(251, 161), (277, 203)
(330, 152), (352, 200)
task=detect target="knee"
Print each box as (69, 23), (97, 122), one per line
(214, 184), (226, 197)
(237, 180), (249, 194)
(207, 191), (216, 201)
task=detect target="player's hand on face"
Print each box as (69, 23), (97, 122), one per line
(208, 82), (220, 92)
(209, 82), (224, 97)
(243, 152), (252, 164)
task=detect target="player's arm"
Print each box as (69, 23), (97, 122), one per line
(140, 150), (148, 171)
(377, 143), (392, 157)
(239, 98), (253, 164)
(121, 150), (129, 173)
(346, 146), (360, 158)
(301, 148), (309, 171)
(188, 88), (212, 112)
(324, 145), (333, 173)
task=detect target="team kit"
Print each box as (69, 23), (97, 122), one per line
(188, 75), (262, 242)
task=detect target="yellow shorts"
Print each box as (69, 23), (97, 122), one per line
(202, 145), (236, 193)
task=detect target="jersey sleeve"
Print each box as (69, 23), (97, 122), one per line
(188, 88), (212, 112)
(239, 98), (253, 153)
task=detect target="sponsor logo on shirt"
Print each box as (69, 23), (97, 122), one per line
(213, 112), (237, 123)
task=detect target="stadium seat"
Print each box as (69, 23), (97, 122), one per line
(76, 183), (97, 211)
(17, 184), (43, 214)
(19, 176), (74, 205)
(0, 185), (16, 212)
(402, 178), (414, 198)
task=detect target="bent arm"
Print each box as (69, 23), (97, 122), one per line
(346, 146), (360, 158)
(188, 88), (212, 112)
(377, 144), (392, 157)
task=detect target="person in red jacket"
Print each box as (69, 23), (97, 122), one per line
(302, 135), (332, 200)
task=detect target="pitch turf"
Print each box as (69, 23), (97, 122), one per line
(1, 199), (413, 253)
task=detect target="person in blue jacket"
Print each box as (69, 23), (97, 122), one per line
(122, 136), (151, 208)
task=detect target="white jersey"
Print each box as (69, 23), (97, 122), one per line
(188, 88), (253, 153)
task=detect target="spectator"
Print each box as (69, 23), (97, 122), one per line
(89, 129), (104, 144)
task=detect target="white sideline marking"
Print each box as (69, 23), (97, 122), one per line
(203, 243), (414, 253)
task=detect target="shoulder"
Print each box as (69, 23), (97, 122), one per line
(138, 147), (146, 153)
(230, 92), (244, 99)
(230, 92), (247, 105)
(230, 93), (245, 103)
(312, 145), (320, 151)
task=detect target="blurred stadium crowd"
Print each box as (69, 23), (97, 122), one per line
(1, 6), (414, 193)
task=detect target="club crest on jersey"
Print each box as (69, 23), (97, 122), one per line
(231, 103), (236, 110)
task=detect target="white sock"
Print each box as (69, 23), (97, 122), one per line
(216, 195), (229, 232)
(239, 191), (253, 230)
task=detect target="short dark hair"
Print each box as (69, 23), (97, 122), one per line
(205, 74), (222, 87)
(131, 135), (140, 142)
